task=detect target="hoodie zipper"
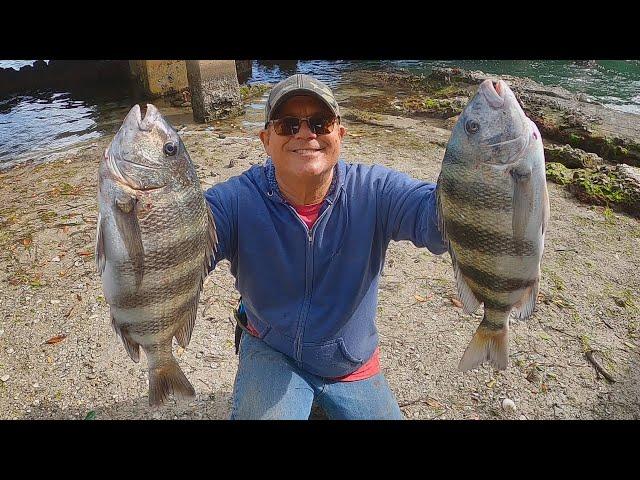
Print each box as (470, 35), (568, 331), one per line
(285, 202), (332, 364)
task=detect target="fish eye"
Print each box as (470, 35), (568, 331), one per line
(163, 141), (178, 156)
(465, 120), (480, 135)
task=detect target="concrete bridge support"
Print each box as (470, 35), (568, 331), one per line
(185, 60), (242, 123)
(235, 60), (252, 84)
(128, 60), (248, 123)
(128, 60), (189, 98)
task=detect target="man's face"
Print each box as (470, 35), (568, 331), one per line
(259, 95), (346, 179)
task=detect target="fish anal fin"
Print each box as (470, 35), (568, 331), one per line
(111, 315), (140, 363)
(174, 297), (199, 349)
(512, 278), (540, 320)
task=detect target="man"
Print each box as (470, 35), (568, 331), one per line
(204, 74), (447, 419)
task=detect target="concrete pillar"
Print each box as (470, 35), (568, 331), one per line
(185, 60), (242, 123)
(235, 60), (252, 84)
(128, 60), (188, 98)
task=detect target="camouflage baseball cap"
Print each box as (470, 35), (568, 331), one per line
(264, 74), (340, 126)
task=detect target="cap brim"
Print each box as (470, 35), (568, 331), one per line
(268, 88), (339, 121)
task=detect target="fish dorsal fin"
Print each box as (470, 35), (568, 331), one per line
(204, 205), (219, 273)
(175, 204), (219, 349)
(95, 213), (106, 275)
(435, 177), (448, 242)
(450, 248), (481, 314)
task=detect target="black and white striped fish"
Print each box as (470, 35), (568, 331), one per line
(96, 104), (217, 406)
(436, 79), (550, 371)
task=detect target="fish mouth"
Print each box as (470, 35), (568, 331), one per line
(480, 79), (507, 108)
(122, 103), (161, 132)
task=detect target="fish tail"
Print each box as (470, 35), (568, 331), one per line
(147, 354), (195, 407)
(458, 315), (509, 372)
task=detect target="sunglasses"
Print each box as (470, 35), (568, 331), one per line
(267, 114), (340, 136)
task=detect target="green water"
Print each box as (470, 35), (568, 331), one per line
(251, 60), (640, 115)
(1, 60), (639, 171)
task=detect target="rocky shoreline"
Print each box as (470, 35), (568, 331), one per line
(339, 67), (640, 218)
(0, 67), (638, 420)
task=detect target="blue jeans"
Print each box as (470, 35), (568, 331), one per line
(230, 332), (404, 420)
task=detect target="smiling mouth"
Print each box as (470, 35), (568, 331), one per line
(292, 148), (324, 154)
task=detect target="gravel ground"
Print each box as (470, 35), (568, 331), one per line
(1, 77), (638, 420)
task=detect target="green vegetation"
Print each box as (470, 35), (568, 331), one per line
(239, 83), (270, 101)
(343, 110), (385, 128)
(38, 210), (58, 223)
(431, 84), (468, 98)
(579, 334), (592, 352)
(545, 162), (573, 185)
(602, 206), (616, 224)
(568, 133), (584, 146)
(571, 168), (634, 213)
(546, 269), (566, 292)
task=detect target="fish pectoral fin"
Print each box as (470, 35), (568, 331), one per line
(459, 317), (509, 372)
(174, 296), (199, 349)
(512, 278), (540, 320)
(147, 354), (195, 407)
(511, 166), (533, 247)
(95, 213), (106, 275)
(111, 315), (140, 363)
(541, 184), (550, 237)
(450, 249), (481, 314)
(113, 193), (144, 289)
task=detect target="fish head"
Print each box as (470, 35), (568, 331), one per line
(102, 104), (191, 190)
(449, 79), (537, 166)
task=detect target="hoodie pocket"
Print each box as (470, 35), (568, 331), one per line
(247, 314), (272, 339)
(302, 337), (364, 378)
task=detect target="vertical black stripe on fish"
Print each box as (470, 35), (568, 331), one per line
(113, 266), (202, 308)
(483, 299), (513, 313)
(124, 297), (198, 338)
(140, 188), (205, 232)
(444, 219), (535, 256)
(137, 233), (205, 272)
(457, 263), (537, 293)
(439, 175), (513, 212)
(478, 319), (505, 331)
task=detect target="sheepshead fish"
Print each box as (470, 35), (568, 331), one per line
(436, 79), (550, 371)
(96, 104), (217, 406)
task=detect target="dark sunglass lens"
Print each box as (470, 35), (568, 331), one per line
(278, 117), (300, 135)
(310, 115), (335, 134)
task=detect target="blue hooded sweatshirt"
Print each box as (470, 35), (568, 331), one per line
(204, 158), (447, 378)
